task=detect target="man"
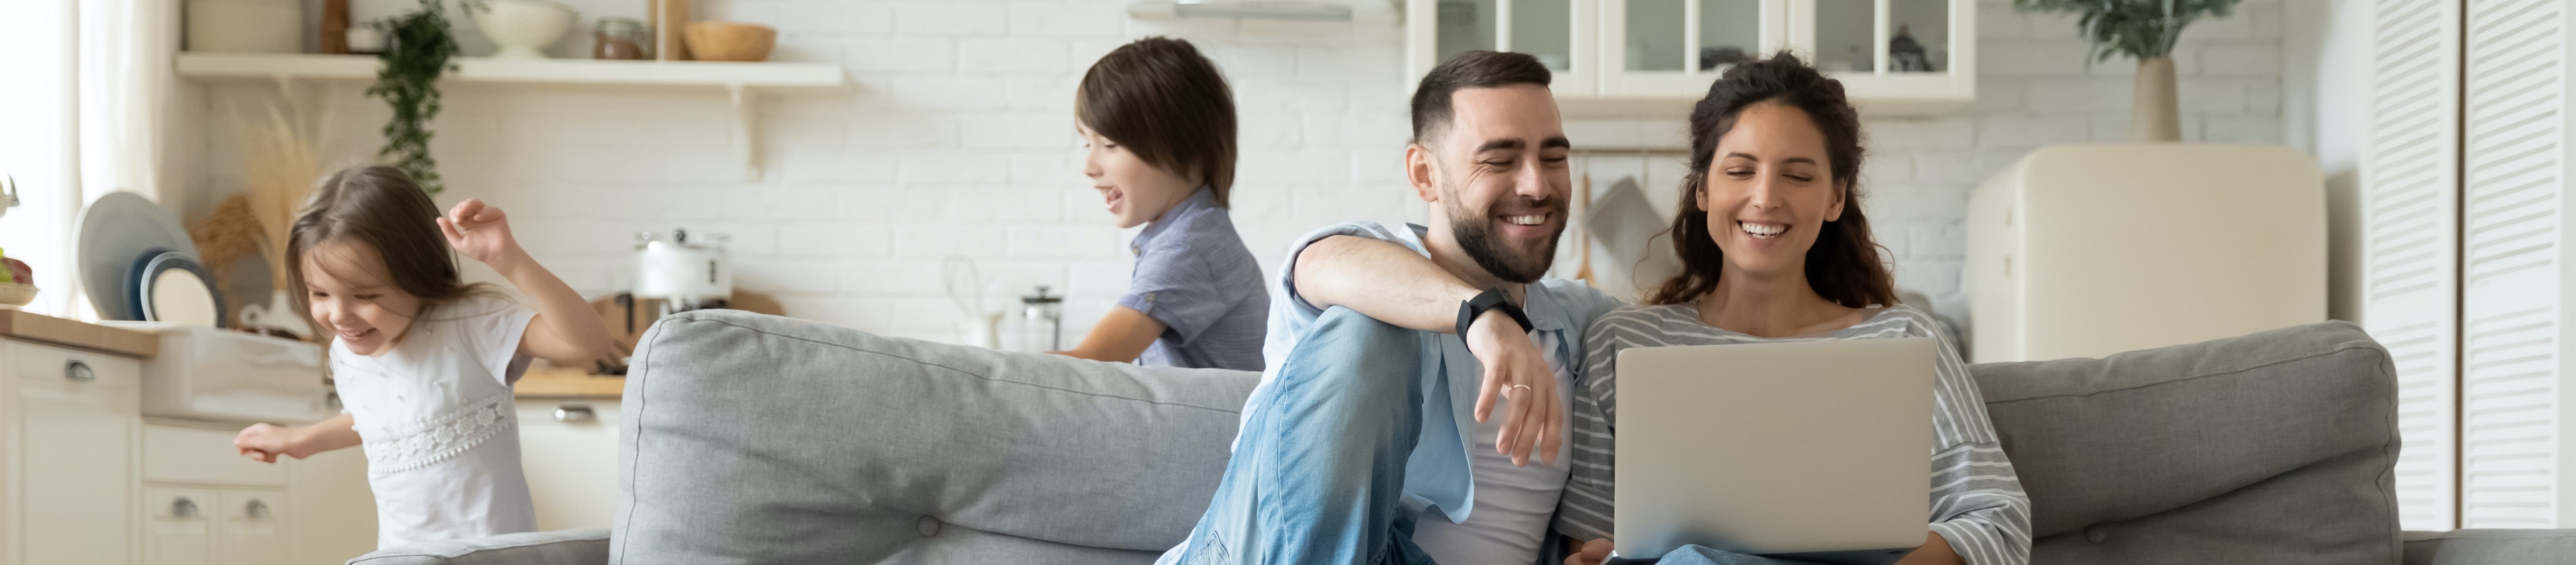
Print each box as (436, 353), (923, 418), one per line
(1161, 50), (1619, 565)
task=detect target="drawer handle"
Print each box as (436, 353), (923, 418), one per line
(171, 497), (198, 519)
(64, 359), (93, 382)
(244, 499), (270, 519)
(554, 403), (596, 423)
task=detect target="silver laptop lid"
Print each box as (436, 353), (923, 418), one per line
(1612, 337), (1936, 560)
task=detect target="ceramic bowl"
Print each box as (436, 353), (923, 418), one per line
(683, 21), (776, 62)
(467, 0), (576, 59)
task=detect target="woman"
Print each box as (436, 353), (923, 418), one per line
(1050, 36), (1269, 370)
(1553, 54), (2031, 565)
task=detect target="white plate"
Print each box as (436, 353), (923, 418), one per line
(78, 192), (197, 321)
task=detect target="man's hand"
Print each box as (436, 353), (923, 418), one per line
(439, 199), (526, 268)
(1567, 538), (1613, 565)
(234, 422), (310, 463)
(1463, 309), (1561, 467)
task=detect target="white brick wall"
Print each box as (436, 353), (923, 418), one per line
(190, 0), (2283, 346)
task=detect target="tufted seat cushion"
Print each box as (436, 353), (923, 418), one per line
(1971, 321), (2402, 564)
(607, 311), (1257, 564)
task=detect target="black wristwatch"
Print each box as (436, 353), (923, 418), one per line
(1456, 287), (1534, 338)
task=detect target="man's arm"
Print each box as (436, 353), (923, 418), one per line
(1289, 234), (1565, 466)
(1293, 235), (1482, 331)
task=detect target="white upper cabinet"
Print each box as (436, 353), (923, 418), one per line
(1411, 0), (1601, 96)
(1407, 0), (1976, 116)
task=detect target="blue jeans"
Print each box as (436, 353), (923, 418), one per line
(1176, 307), (1436, 565)
(1172, 308), (1817, 565)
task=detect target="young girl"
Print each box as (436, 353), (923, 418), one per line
(1050, 36), (1269, 371)
(232, 166), (613, 549)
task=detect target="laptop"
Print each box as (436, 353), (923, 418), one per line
(1608, 337), (1938, 565)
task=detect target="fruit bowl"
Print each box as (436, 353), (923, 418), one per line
(0, 284), (40, 307)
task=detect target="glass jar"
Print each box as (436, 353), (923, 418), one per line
(594, 17), (650, 60)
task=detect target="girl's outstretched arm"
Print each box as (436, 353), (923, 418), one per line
(235, 412), (360, 463)
(440, 199), (615, 367)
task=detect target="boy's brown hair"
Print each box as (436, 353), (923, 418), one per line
(1076, 36), (1238, 207)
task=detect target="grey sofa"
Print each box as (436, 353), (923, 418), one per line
(351, 310), (2576, 564)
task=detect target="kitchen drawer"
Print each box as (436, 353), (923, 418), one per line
(217, 488), (289, 565)
(145, 425), (287, 487)
(15, 340), (142, 389)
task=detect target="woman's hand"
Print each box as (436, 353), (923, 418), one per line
(1463, 309), (1562, 467)
(234, 423), (309, 463)
(1566, 538), (1614, 565)
(439, 199), (526, 268)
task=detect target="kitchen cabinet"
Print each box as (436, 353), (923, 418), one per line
(517, 399), (622, 530)
(1407, 0), (1975, 116)
(10, 341), (143, 565)
(141, 423), (355, 565)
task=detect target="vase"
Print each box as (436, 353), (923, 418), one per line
(2131, 56), (2182, 142)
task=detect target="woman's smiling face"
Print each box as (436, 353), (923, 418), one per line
(1697, 102), (1846, 278)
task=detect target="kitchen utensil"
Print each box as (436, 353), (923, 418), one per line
(79, 192), (200, 321)
(633, 228), (731, 315)
(683, 21), (776, 62)
(133, 251), (225, 327)
(185, 0), (303, 53)
(465, 0), (577, 59)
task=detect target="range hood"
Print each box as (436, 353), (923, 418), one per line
(1128, 0), (1354, 21)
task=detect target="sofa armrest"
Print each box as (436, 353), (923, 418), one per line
(2404, 530), (2576, 565)
(344, 528), (610, 565)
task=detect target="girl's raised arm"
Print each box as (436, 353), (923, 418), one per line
(439, 199), (615, 367)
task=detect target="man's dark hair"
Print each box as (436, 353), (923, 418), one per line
(1077, 36), (1238, 206)
(1409, 51), (1553, 145)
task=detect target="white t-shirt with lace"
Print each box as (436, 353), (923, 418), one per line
(330, 296), (539, 549)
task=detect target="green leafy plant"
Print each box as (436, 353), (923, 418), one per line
(367, 0), (460, 194)
(2013, 0), (2242, 62)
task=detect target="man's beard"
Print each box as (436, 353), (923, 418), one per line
(1448, 197), (1565, 284)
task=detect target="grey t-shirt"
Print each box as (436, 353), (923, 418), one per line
(1117, 188), (1268, 371)
(1555, 303), (2033, 565)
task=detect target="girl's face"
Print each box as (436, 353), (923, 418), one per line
(1080, 124), (1199, 229)
(303, 240), (424, 356)
(1697, 102), (1846, 279)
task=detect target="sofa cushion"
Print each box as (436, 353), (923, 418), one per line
(2403, 530), (2576, 565)
(610, 311), (1258, 564)
(1971, 321), (2401, 564)
(346, 528), (610, 564)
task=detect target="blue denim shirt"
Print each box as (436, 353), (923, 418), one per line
(1245, 221), (1623, 524)
(1118, 189), (1269, 371)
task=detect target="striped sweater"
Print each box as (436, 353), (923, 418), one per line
(1552, 303), (2033, 565)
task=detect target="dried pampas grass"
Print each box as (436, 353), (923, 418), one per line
(230, 99), (334, 290)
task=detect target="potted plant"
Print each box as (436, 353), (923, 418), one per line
(369, 0), (460, 194)
(2014, 0), (2242, 142)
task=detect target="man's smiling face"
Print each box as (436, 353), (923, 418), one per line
(1421, 84), (1571, 283)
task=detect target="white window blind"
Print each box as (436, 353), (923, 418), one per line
(2368, 0), (2463, 532)
(2459, 0), (2567, 529)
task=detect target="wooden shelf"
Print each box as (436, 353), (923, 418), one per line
(176, 52), (845, 180)
(175, 52), (843, 87)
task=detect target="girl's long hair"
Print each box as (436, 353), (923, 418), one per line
(285, 165), (488, 326)
(1647, 52), (1898, 309)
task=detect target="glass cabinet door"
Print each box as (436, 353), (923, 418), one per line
(1796, 0), (1958, 76)
(1415, 0), (1597, 95)
(1601, 0), (1786, 95)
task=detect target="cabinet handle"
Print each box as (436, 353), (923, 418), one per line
(244, 499), (270, 519)
(171, 497), (198, 519)
(553, 403), (596, 423)
(64, 359), (93, 382)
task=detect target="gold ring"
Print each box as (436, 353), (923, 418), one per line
(1508, 384), (1532, 392)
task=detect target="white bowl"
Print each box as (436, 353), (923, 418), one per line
(466, 0), (576, 59)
